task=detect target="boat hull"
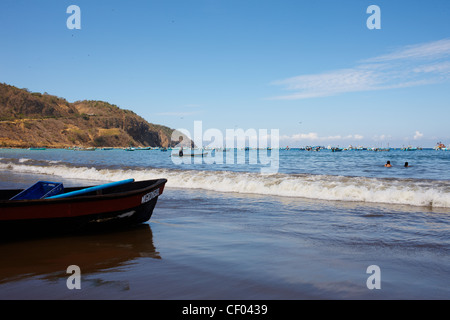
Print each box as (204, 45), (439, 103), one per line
(0, 179), (166, 238)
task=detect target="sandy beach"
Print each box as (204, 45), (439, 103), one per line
(1, 179), (448, 300)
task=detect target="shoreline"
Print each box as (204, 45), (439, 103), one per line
(1, 152), (450, 209)
(0, 185), (449, 299)
(0, 145), (446, 150)
(1, 170), (450, 213)
(0, 153), (449, 299)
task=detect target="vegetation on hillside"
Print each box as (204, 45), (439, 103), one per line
(0, 83), (177, 148)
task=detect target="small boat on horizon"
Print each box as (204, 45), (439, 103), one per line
(135, 147), (152, 150)
(174, 152), (208, 157)
(172, 148), (208, 157)
(401, 145), (417, 151)
(434, 142), (448, 151)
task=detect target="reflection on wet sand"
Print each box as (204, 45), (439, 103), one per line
(0, 224), (160, 284)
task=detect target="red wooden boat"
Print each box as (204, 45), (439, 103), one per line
(0, 178), (167, 238)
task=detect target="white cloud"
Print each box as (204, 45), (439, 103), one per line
(364, 38), (450, 62)
(413, 61), (450, 74)
(414, 131), (424, 140)
(281, 132), (364, 142)
(270, 67), (378, 100)
(289, 132), (319, 140)
(373, 134), (392, 141)
(269, 38), (450, 100)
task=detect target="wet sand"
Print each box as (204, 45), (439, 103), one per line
(1, 179), (449, 300)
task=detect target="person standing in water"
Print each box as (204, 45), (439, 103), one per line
(384, 161), (392, 167)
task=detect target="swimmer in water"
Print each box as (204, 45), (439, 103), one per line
(404, 162), (409, 167)
(384, 161), (392, 167)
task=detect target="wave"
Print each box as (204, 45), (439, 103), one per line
(1, 160), (449, 208)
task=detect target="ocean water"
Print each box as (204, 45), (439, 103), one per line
(0, 147), (449, 300)
(1, 148), (449, 207)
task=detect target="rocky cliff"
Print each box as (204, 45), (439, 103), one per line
(0, 83), (175, 148)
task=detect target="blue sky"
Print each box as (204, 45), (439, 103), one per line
(0, 0), (449, 147)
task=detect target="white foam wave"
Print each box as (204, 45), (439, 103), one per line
(1, 162), (449, 208)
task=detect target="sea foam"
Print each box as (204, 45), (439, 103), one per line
(1, 161), (449, 208)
